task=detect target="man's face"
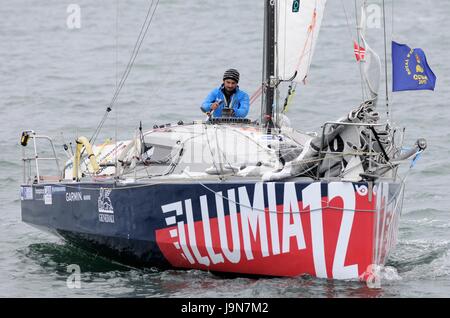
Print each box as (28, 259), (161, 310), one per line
(223, 79), (237, 92)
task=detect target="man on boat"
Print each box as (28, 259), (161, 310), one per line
(201, 69), (250, 118)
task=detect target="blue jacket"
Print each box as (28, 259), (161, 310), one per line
(201, 85), (250, 118)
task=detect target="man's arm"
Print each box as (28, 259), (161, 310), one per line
(233, 92), (250, 118)
(201, 89), (218, 113)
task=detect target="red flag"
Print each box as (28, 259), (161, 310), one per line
(354, 41), (366, 61)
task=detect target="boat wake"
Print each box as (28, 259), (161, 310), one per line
(387, 239), (450, 277)
(21, 243), (131, 273)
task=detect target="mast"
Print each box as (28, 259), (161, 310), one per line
(261, 0), (276, 129)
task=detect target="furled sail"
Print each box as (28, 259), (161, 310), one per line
(357, 4), (382, 101)
(277, 0), (327, 83)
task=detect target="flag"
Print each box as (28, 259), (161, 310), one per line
(354, 41), (366, 62)
(392, 41), (436, 92)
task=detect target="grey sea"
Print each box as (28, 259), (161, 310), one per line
(1, 0), (449, 297)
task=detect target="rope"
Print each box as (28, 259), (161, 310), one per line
(250, 85), (263, 105)
(302, 8), (317, 82)
(293, 9), (316, 82)
(282, 82), (297, 113)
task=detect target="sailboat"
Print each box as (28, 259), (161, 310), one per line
(20, 0), (427, 280)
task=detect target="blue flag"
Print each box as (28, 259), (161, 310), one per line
(392, 41), (436, 92)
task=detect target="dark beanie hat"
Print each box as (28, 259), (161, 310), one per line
(223, 69), (240, 83)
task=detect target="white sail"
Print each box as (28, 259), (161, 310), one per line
(277, 0), (327, 83)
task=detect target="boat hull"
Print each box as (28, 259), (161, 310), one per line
(20, 180), (403, 279)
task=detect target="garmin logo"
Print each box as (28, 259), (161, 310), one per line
(66, 192), (83, 202)
(66, 4), (81, 29)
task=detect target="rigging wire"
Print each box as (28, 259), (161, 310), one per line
(391, 0), (395, 37)
(58, 176), (408, 215)
(180, 167), (408, 215)
(90, 0), (160, 146)
(58, 150), (412, 216)
(340, 0), (355, 41)
(203, 124), (222, 177)
(114, 0), (119, 179)
(340, 0), (362, 100)
(382, 0), (390, 122)
(354, 0), (367, 102)
(390, 0), (395, 114)
(215, 126), (239, 176)
(63, 130), (422, 217)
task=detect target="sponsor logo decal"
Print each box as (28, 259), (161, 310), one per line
(355, 185), (368, 196)
(20, 186), (33, 200)
(98, 188), (114, 223)
(44, 186), (52, 205)
(156, 182), (379, 278)
(65, 191), (91, 202)
(52, 186), (66, 193)
(66, 192), (83, 202)
(34, 187), (44, 201)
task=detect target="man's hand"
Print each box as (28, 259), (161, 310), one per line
(210, 102), (220, 111)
